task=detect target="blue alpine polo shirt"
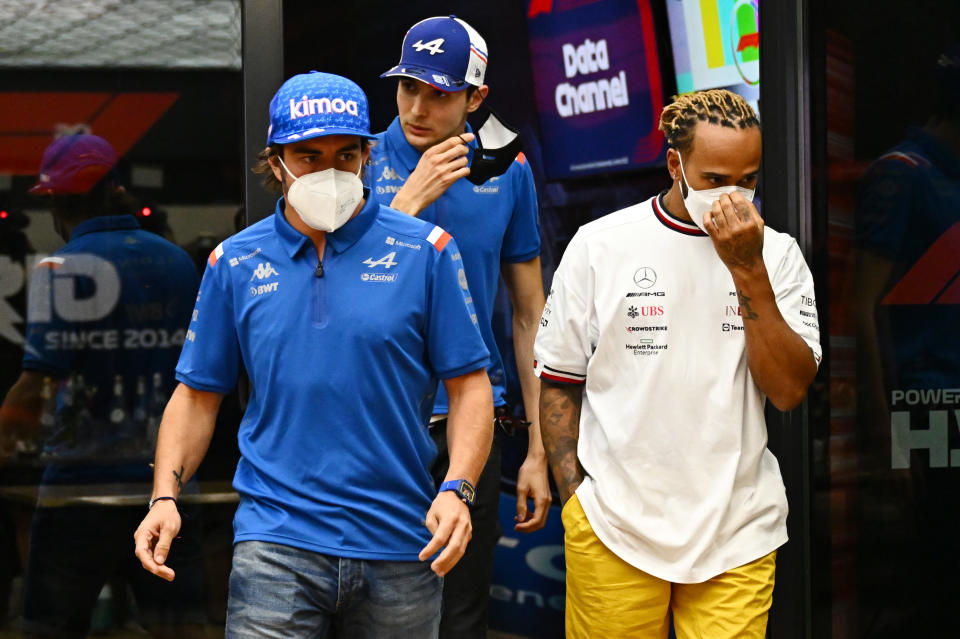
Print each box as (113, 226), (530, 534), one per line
(176, 196), (490, 560)
(368, 117), (541, 413)
(23, 215), (198, 467)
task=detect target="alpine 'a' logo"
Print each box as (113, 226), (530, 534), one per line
(412, 38), (445, 55)
(363, 252), (399, 269)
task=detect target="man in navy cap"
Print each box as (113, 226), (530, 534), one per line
(370, 15), (549, 639)
(133, 71), (494, 637)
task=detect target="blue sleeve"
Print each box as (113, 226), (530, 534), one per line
(363, 136), (387, 204)
(426, 237), (490, 379)
(175, 251), (241, 394)
(501, 156), (542, 263)
(855, 157), (918, 258)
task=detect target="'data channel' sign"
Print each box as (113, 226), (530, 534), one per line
(527, 0), (666, 179)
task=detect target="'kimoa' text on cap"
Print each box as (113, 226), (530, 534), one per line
(290, 95), (359, 120)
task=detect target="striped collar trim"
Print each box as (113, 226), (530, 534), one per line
(652, 193), (707, 237)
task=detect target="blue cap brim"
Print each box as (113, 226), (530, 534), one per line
(271, 126), (377, 145)
(380, 65), (470, 93)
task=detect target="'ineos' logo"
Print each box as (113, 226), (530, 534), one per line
(633, 267), (657, 289)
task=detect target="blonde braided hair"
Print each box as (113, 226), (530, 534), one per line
(658, 89), (759, 153)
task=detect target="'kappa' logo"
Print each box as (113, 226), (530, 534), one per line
(251, 262), (279, 280)
(378, 166), (402, 182)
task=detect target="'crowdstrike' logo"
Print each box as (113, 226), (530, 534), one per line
(633, 267), (657, 289)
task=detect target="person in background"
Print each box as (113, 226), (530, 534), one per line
(0, 133), (204, 638)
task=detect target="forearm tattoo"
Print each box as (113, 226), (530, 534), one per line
(172, 465), (184, 492)
(541, 384), (585, 501)
(737, 290), (760, 320)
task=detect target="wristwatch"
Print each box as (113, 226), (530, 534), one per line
(439, 479), (477, 506)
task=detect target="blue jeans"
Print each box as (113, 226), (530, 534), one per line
(226, 541), (442, 639)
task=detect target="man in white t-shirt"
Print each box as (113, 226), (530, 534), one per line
(534, 89), (821, 639)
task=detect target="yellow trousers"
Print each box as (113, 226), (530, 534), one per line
(562, 494), (776, 639)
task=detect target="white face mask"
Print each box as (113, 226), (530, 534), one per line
(278, 157), (364, 232)
(677, 152), (756, 233)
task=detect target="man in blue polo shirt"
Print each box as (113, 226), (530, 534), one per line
(133, 71), (494, 638)
(1, 133), (204, 638)
(370, 16), (549, 638)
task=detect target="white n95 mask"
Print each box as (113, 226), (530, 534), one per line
(278, 157), (363, 232)
(677, 152), (755, 233)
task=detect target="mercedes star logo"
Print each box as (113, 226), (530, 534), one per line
(633, 267), (657, 289)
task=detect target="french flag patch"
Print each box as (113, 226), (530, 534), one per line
(426, 226), (452, 252)
(208, 242), (224, 268)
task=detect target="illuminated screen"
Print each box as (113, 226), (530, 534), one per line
(665, 0), (760, 116)
(527, 0), (667, 179)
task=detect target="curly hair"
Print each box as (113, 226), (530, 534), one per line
(658, 89), (759, 154)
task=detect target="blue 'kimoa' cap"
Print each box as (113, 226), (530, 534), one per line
(267, 71), (377, 146)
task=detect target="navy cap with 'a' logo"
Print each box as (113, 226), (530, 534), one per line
(381, 15), (487, 92)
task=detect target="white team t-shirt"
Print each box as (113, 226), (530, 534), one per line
(534, 194), (821, 584)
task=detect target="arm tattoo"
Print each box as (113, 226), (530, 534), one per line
(737, 290), (760, 320)
(540, 383), (585, 502)
(172, 465), (184, 492)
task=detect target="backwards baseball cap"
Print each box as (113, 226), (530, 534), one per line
(29, 134), (117, 195)
(267, 71), (376, 146)
(381, 15), (487, 92)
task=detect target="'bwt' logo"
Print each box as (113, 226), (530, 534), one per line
(289, 95), (359, 120)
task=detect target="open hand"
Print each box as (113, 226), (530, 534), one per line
(514, 456), (552, 532)
(419, 490), (472, 576)
(133, 500), (181, 581)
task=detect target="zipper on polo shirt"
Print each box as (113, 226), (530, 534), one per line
(312, 249), (327, 328)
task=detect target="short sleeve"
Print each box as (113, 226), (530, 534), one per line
(855, 155), (919, 258)
(772, 239), (822, 368)
(175, 247), (241, 393)
(426, 235), (491, 379)
(533, 233), (591, 384)
(501, 155), (542, 263)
